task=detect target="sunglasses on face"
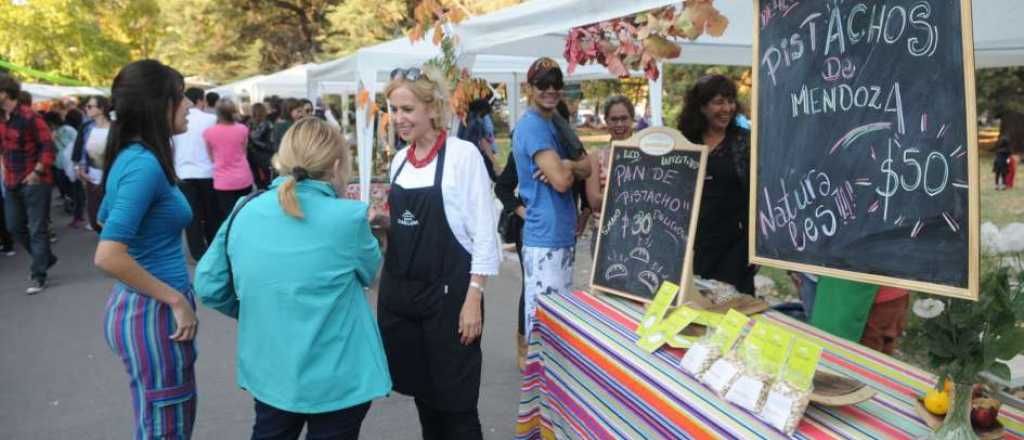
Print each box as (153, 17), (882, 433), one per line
(608, 116), (632, 124)
(390, 67), (423, 82)
(85, 104), (97, 109)
(532, 78), (564, 92)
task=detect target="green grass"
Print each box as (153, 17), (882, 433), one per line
(979, 152), (1024, 227)
(494, 134), (610, 168)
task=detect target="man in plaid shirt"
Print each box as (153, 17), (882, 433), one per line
(1, 73), (57, 294)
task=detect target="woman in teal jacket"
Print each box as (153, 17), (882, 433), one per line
(195, 117), (390, 439)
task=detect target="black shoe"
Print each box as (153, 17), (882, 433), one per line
(47, 254), (58, 270)
(26, 279), (46, 295)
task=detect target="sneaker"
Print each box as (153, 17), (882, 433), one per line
(47, 254), (58, 270)
(1, 246), (14, 257)
(84, 223), (94, 231)
(26, 279), (46, 295)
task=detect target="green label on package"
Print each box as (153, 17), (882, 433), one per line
(711, 309), (750, 352)
(761, 325), (795, 376)
(784, 338), (822, 391)
(638, 305), (699, 353)
(694, 311), (725, 327)
(637, 281), (680, 336)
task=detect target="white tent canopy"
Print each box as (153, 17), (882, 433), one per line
(457, 0), (1024, 68)
(310, 0), (1024, 202)
(209, 74), (267, 101)
(212, 64), (317, 102)
(21, 83), (107, 102)
(454, 0), (1024, 131)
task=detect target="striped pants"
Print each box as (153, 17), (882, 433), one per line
(104, 284), (198, 439)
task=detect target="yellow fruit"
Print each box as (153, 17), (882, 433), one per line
(924, 390), (950, 416)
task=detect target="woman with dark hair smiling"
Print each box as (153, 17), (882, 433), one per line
(585, 95), (635, 254)
(93, 60), (199, 439)
(677, 74), (756, 294)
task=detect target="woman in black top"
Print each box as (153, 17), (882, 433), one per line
(677, 75), (756, 294)
(247, 102), (275, 189)
(494, 151), (527, 369)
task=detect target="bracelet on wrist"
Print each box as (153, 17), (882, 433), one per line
(469, 281), (484, 294)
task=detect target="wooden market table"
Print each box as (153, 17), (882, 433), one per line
(516, 290), (1024, 439)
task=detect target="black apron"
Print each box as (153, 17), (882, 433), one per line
(378, 144), (482, 412)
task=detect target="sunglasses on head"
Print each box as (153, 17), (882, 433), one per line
(390, 67), (424, 82)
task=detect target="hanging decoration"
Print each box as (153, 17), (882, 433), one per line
(564, 0), (728, 80)
(407, 0), (490, 122)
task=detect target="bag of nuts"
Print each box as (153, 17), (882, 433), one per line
(681, 310), (750, 378)
(725, 325), (776, 412)
(757, 338), (822, 435)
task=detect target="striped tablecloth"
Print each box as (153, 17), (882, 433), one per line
(516, 290), (1024, 439)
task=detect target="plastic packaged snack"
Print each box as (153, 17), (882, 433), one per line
(680, 327), (723, 376)
(725, 329), (773, 411)
(757, 338), (821, 435)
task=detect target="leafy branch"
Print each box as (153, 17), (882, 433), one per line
(564, 0), (728, 81)
(905, 254), (1024, 386)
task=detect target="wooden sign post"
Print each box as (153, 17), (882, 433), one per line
(750, 0), (980, 300)
(591, 127), (710, 307)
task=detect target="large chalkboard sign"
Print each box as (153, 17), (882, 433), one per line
(751, 0), (980, 299)
(592, 128), (708, 305)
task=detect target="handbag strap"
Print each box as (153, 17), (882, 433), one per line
(224, 189), (266, 292)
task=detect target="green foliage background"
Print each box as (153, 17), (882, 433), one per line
(0, 0), (518, 85)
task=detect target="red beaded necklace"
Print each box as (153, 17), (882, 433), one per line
(406, 130), (447, 168)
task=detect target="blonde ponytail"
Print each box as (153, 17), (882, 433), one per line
(278, 175), (303, 219)
(273, 118), (350, 219)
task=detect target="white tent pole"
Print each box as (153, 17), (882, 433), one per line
(649, 61), (664, 127)
(508, 73), (520, 130)
(341, 93), (350, 137)
(354, 87), (370, 203)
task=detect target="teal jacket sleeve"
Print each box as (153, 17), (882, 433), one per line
(194, 219), (239, 319)
(346, 203), (382, 288)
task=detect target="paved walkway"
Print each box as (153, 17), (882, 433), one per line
(0, 200), (550, 439)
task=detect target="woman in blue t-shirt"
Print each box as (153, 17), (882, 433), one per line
(93, 60), (199, 440)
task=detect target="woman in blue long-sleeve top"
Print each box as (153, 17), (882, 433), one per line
(195, 117), (391, 439)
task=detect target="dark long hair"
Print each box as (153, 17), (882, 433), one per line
(101, 60), (184, 189)
(281, 98), (301, 122)
(676, 74), (745, 143)
(88, 95), (113, 120)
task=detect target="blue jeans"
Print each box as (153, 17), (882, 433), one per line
(4, 183), (53, 281)
(252, 400), (371, 440)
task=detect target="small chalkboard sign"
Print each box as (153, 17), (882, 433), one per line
(750, 0), (980, 299)
(591, 128), (708, 306)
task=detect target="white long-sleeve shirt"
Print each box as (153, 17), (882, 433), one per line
(389, 137), (500, 276)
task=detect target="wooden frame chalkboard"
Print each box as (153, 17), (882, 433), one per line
(590, 127), (709, 306)
(749, 0), (980, 300)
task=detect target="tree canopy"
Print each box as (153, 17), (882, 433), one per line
(1, 0), (519, 85)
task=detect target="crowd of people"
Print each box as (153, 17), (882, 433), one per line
(0, 55), (929, 439)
